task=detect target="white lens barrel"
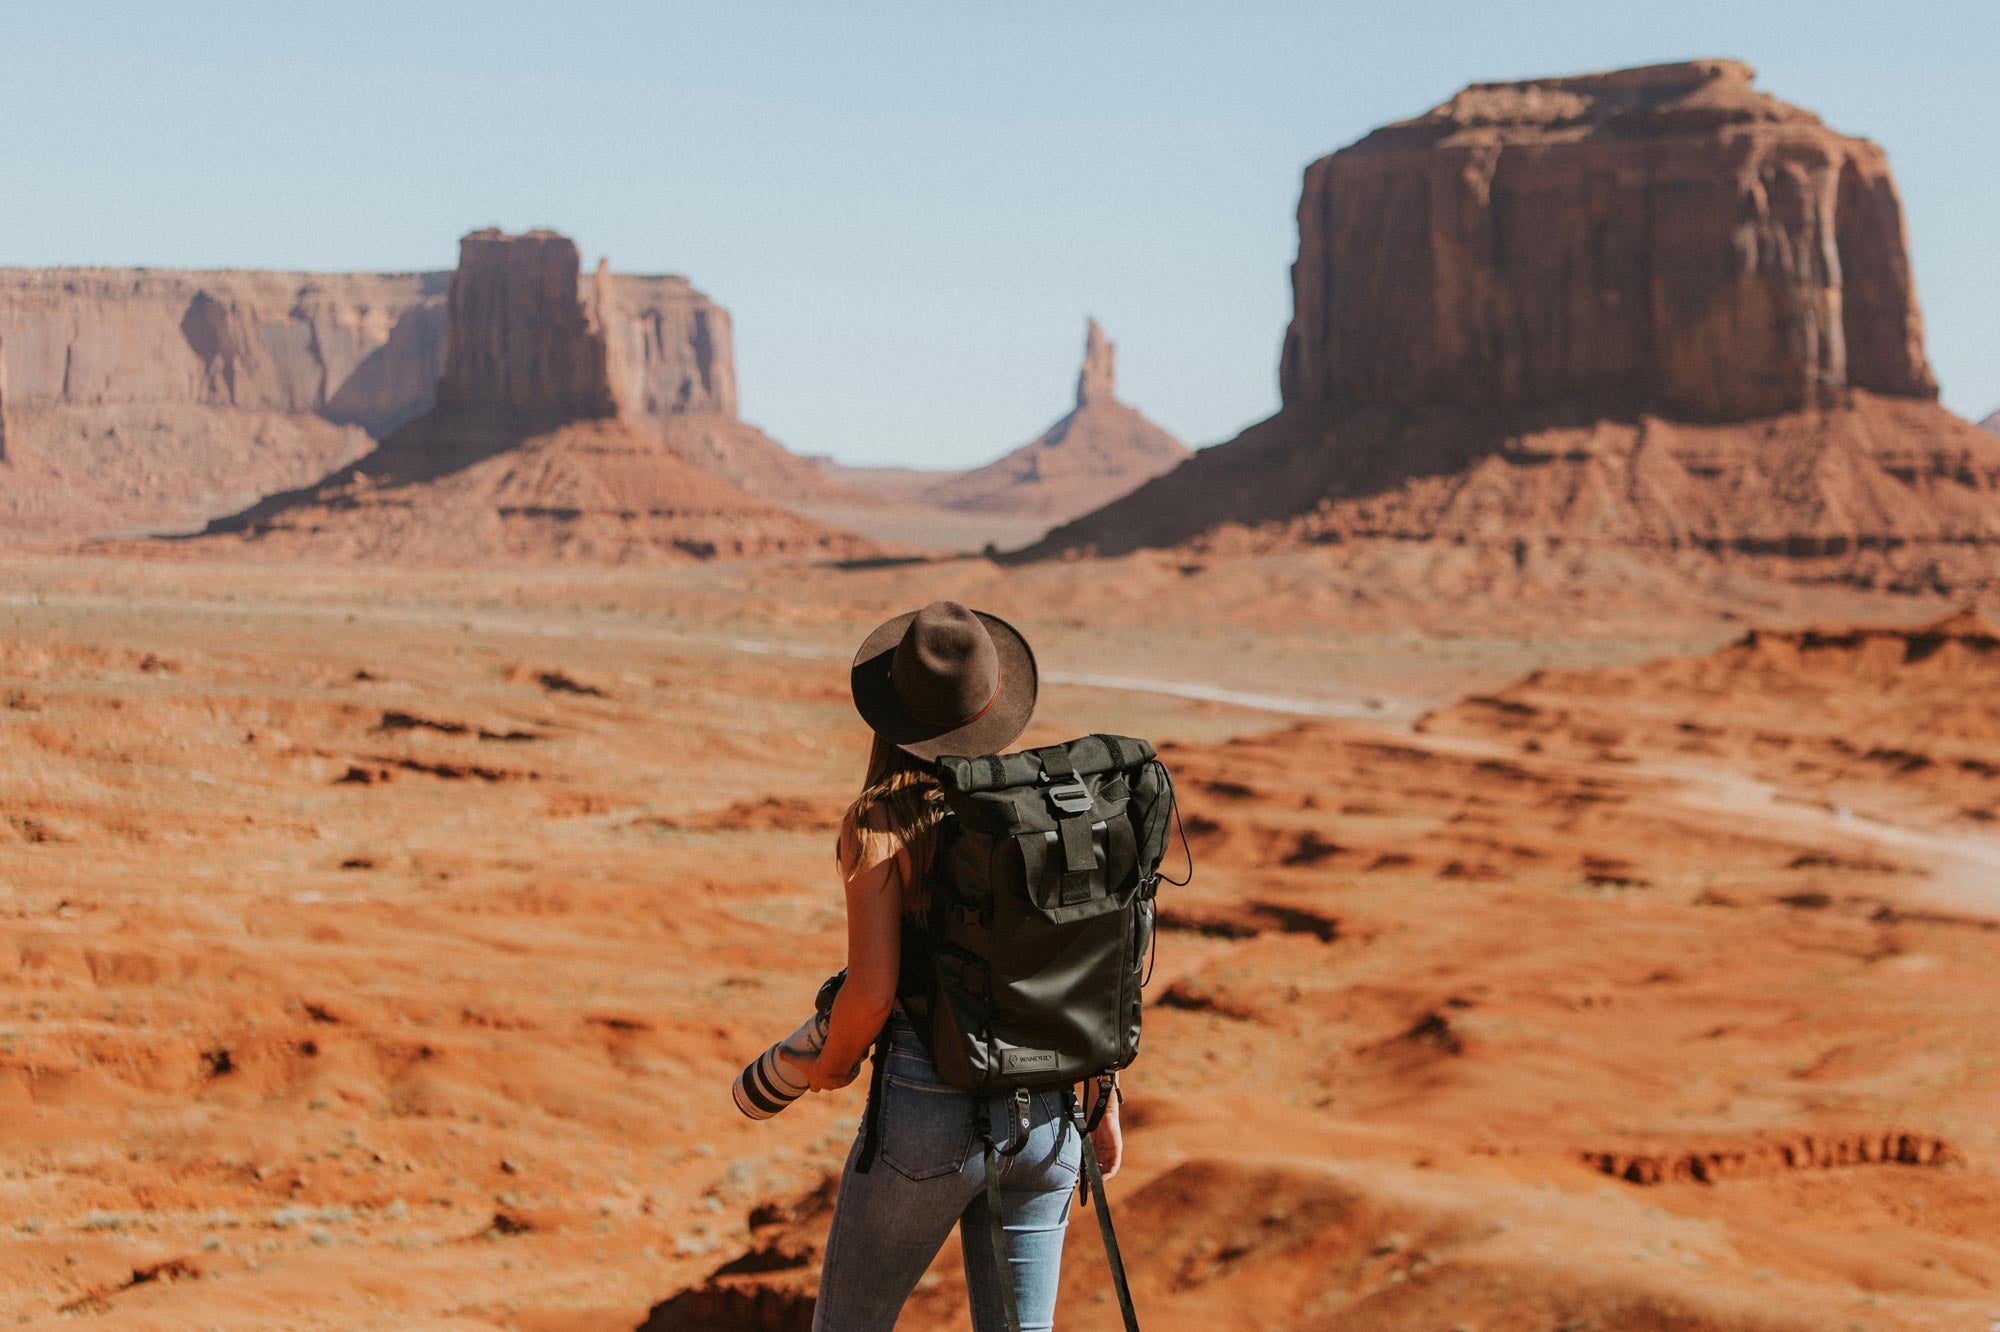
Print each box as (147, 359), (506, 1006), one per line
(731, 1011), (829, 1120)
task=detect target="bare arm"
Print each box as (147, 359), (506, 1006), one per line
(802, 812), (905, 1091)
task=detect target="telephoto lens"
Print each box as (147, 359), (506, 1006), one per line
(732, 971), (849, 1120)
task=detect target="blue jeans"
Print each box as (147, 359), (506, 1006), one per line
(814, 1012), (1082, 1331)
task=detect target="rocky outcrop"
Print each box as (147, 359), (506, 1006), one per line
(196, 229), (873, 565)
(1032, 62), (2000, 596)
(637, 1178), (833, 1331)
(917, 319), (1188, 522)
(1280, 59), (1935, 421)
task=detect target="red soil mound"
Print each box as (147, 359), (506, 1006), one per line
(1034, 386), (2000, 594)
(192, 412), (873, 564)
(1421, 606), (2000, 829)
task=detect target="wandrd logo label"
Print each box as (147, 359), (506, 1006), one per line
(1002, 1048), (1059, 1072)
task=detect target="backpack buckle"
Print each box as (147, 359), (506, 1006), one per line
(1046, 778), (1092, 815)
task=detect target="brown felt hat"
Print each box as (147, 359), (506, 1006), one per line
(850, 600), (1038, 761)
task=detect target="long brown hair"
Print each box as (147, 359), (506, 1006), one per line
(842, 734), (947, 913)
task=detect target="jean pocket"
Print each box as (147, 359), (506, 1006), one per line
(879, 1075), (975, 1182)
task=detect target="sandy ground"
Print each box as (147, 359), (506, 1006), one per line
(2, 551), (1995, 1331)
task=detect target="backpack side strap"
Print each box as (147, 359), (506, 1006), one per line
(979, 1089), (1034, 1332)
(852, 1033), (890, 1174)
(1067, 1087), (1141, 1332)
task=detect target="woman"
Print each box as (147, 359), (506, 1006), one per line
(793, 599), (1123, 1332)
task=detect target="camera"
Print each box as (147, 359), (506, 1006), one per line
(732, 971), (850, 1120)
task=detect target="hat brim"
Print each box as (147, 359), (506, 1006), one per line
(850, 609), (1038, 761)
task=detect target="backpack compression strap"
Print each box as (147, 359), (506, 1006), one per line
(1037, 747), (1099, 909)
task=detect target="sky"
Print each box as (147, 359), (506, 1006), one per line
(2, 2), (1995, 468)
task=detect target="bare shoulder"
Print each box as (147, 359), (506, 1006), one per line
(838, 798), (907, 879)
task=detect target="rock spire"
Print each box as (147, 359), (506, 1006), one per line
(1076, 318), (1116, 408)
(915, 318), (1187, 523)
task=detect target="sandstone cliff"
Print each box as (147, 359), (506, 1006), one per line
(917, 318), (1188, 522)
(0, 267), (449, 431)
(1033, 61), (2000, 596)
(0, 268), (447, 536)
(197, 229), (871, 565)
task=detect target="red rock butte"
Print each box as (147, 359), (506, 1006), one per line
(191, 229), (873, 564)
(436, 229), (620, 419)
(1281, 58), (1934, 421)
(1032, 60), (2000, 597)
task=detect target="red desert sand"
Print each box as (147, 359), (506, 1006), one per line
(1, 553), (1997, 1331)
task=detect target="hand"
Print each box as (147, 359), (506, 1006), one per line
(784, 1049), (861, 1094)
(1088, 1100), (1123, 1180)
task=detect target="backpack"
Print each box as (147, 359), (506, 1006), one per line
(855, 733), (1186, 1332)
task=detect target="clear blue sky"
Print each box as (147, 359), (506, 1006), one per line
(4, 2), (1994, 466)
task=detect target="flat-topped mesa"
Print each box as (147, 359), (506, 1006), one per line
(436, 229), (618, 418)
(0, 230), (807, 538)
(1281, 59), (1937, 422)
(1076, 317), (1116, 407)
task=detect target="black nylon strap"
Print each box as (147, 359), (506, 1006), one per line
(1057, 813), (1096, 906)
(1056, 812), (1095, 873)
(853, 1035), (888, 1174)
(983, 1129), (1023, 1332)
(1001, 1086), (1033, 1156)
(1038, 746), (1077, 780)
(1069, 1090), (1140, 1331)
